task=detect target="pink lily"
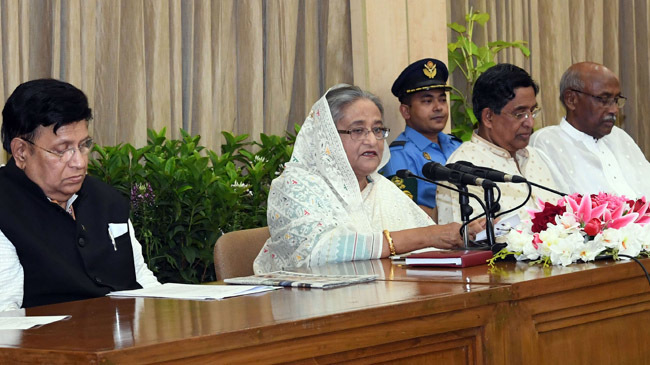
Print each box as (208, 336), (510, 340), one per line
(632, 201), (650, 225)
(609, 212), (638, 229)
(606, 201), (637, 229)
(567, 194), (607, 223)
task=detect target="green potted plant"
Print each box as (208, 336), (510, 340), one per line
(89, 127), (296, 283)
(447, 9), (531, 140)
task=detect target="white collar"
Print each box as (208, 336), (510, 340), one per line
(560, 117), (599, 145)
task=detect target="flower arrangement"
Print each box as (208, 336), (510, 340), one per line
(490, 193), (650, 266)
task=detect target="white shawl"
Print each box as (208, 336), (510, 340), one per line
(253, 88), (433, 273)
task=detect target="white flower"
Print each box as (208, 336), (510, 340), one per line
(505, 229), (532, 252)
(639, 224), (650, 251)
(616, 225), (643, 257)
(593, 228), (623, 249)
(254, 155), (268, 164)
(230, 180), (250, 189)
(576, 239), (606, 262)
(537, 225), (567, 257)
(275, 163), (286, 176)
(556, 212), (579, 230)
(520, 239), (541, 261)
(549, 232), (583, 266)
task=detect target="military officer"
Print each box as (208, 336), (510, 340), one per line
(381, 58), (461, 221)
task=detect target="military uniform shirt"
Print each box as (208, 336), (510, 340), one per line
(381, 126), (461, 209)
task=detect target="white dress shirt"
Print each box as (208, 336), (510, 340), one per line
(436, 133), (563, 224)
(0, 217), (160, 311)
(530, 118), (650, 198)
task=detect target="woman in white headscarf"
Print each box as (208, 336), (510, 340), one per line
(254, 85), (484, 274)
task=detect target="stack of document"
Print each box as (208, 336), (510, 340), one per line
(225, 271), (377, 289)
(108, 283), (278, 300)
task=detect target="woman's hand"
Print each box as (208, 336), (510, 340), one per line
(385, 218), (489, 256)
(428, 223), (464, 249)
(428, 218), (487, 249)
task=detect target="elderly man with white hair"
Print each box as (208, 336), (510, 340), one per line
(530, 62), (650, 197)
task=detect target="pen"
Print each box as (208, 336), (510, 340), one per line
(108, 229), (117, 251)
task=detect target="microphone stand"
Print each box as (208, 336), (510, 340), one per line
(455, 184), (473, 248)
(483, 186), (498, 250)
(396, 170), (492, 250)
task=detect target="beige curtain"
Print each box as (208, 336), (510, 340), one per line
(448, 0), (650, 158)
(0, 0), (353, 163)
(0, 1), (648, 163)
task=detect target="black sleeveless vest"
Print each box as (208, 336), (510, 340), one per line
(0, 158), (142, 308)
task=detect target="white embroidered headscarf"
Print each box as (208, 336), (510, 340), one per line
(253, 85), (433, 274)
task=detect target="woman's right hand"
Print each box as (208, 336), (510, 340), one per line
(426, 218), (486, 249)
(386, 218), (487, 256)
(427, 222), (465, 249)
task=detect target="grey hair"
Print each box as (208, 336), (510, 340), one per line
(559, 67), (585, 110)
(325, 84), (384, 126)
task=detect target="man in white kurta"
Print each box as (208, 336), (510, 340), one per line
(436, 64), (563, 224)
(530, 62), (650, 198)
(437, 133), (560, 224)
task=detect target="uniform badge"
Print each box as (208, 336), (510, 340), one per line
(423, 61), (437, 79)
(391, 176), (406, 190)
(390, 175), (417, 202)
(423, 152), (431, 160)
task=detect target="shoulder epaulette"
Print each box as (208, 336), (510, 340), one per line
(389, 140), (407, 148)
(447, 133), (463, 143)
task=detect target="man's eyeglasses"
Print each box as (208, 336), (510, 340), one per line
(570, 89), (627, 108)
(504, 107), (542, 122)
(337, 126), (390, 141)
(21, 138), (94, 163)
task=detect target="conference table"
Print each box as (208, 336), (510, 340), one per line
(1, 258), (649, 364)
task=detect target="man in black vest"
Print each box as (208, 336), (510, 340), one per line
(0, 79), (159, 311)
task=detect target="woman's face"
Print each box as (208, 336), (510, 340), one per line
(337, 99), (385, 184)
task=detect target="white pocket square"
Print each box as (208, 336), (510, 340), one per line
(108, 223), (128, 238)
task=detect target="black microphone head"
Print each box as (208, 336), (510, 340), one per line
(456, 160), (475, 167)
(396, 169), (412, 179)
(421, 162), (450, 181)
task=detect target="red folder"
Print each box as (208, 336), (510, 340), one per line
(404, 249), (493, 268)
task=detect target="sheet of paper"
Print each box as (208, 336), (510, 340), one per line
(390, 247), (441, 260)
(108, 283), (279, 300)
(0, 316), (70, 330)
(475, 214), (521, 241)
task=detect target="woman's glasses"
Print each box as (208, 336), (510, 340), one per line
(337, 127), (390, 141)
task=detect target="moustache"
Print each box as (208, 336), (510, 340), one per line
(603, 115), (617, 123)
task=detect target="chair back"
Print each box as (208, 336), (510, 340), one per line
(214, 226), (270, 280)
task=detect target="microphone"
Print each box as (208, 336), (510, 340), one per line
(396, 169), (496, 249)
(448, 161), (566, 196)
(396, 169), (416, 180)
(396, 169), (484, 202)
(447, 161), (527, 183)
(421, 162), (496, 189)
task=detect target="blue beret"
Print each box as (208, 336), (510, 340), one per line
(391, 58), (450, 99)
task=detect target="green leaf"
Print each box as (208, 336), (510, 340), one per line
(515, 43), (531, 57)
(467, 109), (478, 124)
(447, 22), (466, 33)
(177, 185), (193, 193)
(447, 49), (465, 73)
(476, 61), (496, 73)
(472, 12), (490, 26)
